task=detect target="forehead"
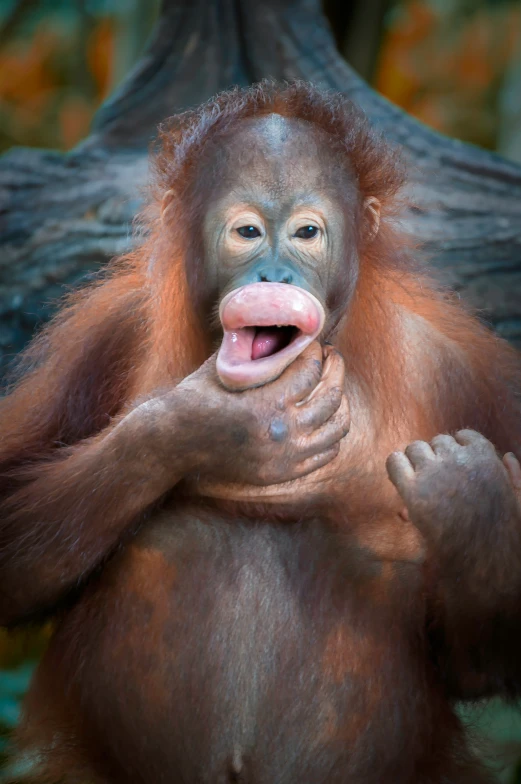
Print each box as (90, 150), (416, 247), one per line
(197, 114), (357, 206)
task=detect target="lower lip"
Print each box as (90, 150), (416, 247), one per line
(216, 283), (325, 390)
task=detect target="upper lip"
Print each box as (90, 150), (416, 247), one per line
(219, 285), (325, 335)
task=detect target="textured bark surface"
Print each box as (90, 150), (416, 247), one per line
(1, 0), (521, 375)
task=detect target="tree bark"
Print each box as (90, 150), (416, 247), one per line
(1, 0), (521, 375)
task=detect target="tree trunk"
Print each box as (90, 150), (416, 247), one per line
(1, 0), (521, 375)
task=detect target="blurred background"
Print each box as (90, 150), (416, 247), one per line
(1, 0), (521, 160)
(1, 0), (521, 781)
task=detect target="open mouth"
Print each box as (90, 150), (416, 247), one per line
(251, 325), (299, 359)
(216, 283), (325, 390)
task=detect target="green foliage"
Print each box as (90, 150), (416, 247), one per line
(458, 700), (521, 783)
(0, 663), (34, 779)
(0, 655), (520, 781)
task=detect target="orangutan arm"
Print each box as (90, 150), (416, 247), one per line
(0, 345), (348, 626)
(387, 431), (521, 698)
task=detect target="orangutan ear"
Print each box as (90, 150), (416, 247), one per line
(364, 197), (381, 241)
(161, 189), (175, 220)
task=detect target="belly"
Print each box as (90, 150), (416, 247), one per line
(23, 506), (463, 784)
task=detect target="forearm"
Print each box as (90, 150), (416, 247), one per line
(387, 431), (521, 696)
(431, 500), (521, 610)
(428, 513), (521, 698)
(0, 399), (192, 626)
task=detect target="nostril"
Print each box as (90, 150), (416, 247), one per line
(256, 271), (293, 284)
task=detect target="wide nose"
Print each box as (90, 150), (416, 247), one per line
(256, 267), (293, 284)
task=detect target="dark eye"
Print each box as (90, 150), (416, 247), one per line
(237, 226), (261, 239)
(294, 225), (319, 240)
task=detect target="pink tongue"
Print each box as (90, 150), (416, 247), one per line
(252, 328), (289, 360)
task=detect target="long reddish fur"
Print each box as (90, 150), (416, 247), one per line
(1, 80), (521, 585)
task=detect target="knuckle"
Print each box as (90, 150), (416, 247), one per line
(431, 435), (451, 443)
(275, 397), (286, 412)
(295, 436), (309, 455)
(405, 440), (426, 454)
(458, 429), (493, 449)
(268, 417), (289, 443)
(386, 451), (405, 470)
(456, 428), (478, 438)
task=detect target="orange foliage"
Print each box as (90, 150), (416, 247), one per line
(375, 0), (521, 149)
(0, 17), (115, 151)
(376, 0), (436, 105)
(88, 17), (115, 101)
(59, 96), (94, 150)
(0, 27), (57, 104)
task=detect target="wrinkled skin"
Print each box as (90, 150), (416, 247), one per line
(134, 116), (360, 500)
(388, 430), (521, 606)
(194, 114), (370, 328)
(387, 430), (521, 549)
(143, 342), (349, 487)
(387, 430), (521, 701)
(161, 114), (367, 501)
(3, 84), (521, 784)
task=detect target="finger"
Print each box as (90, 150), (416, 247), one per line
(430, 434), (458, 455)
(322, 344), (345, 375)
(503, 452), (521, 496)
(301, 399), (350, 456)
(455, 429), (496, 454)
(294, 443), (341, 479)
(322, 345), (345, 383)
(296, 385), (346, 431)
(281, 341), (323, 405)
(296, 347), (346, 408)
(386, 452), (415, 498)
(405, 440), (435, 469)
(295, 348), (347, 430)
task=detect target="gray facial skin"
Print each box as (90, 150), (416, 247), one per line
(197, 115), (362, 336)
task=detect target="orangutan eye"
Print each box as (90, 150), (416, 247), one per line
(237, 226), (261, 239)
(294, 225), (319, 240)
